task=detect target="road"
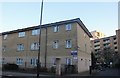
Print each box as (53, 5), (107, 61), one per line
(1, 68), (120, 78)
(94, 68), (120, 76)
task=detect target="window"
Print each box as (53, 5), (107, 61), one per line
(97, 32), (100, 36)
(2, 58), (5, 64)
(2, 45), (6, 52)
(31, 42), (39, 50)
(94, 40), (100, 43)
(32, 29), (40, 35)
(31, 58), (37, 66)
(3, 35), (8, 39)
(53, 40), (59, 49)
(66, 58), (72, 65)
(66, 24), (72, 31)
(114, 42), (117, 44)
(95, 49), (100, 52)
(84, 34), (86, 38)
(113, 37), (116, 40)
(52, 58), (56, 65)
(115, 47), (117, 49)
(16, 58), (23, 65)
(18, 32), (25, 37)
(17, 44), (24, 51)
(54, 26), (59, 32)
(103, 39), (110, 42)
(94, 45), (100, 47)
(66, 40), (72, 48)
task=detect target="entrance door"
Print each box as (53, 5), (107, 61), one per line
(55, 58), (61, 75)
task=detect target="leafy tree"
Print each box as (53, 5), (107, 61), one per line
(95, 47), (118, 65)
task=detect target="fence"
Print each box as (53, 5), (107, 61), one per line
(2, 63), (78, 74)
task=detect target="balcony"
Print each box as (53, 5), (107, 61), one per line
(94, 46), (100, 49)
(94, 42), (100, 45)
(103, 40), (110, 44)
(115, 49), (118, 51)
(114, 40), (117, 42)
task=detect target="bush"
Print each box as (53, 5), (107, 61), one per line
(3, 63), (19, 70)
(39, 67), (48, 72)
(50, 66), (56, 73)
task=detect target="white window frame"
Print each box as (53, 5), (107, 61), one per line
(66, 39), (72, 48)
(66, 58), (72, 65)
(32, 29), (40, 35)
(31, 58), (37, 66)
(18, 32), (25, 37)
(16, 58), (23, 65)
(3, 34), (8, 40)
(53, 26), (59, 32)
(17, 44), (24, 51)
(31, 42), (39, 50)
(53, 40), (59, 49)
(66, 24), (72, 31)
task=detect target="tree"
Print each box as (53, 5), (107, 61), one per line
(95, 47), (117, 66)
(91, 52), (97, 69)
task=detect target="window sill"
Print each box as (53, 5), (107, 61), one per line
(66, 30), (71, 31)
(31, 49), (39, 51)
(17, 50), (24, 52)
(53, 48), (58, 50)
(53, 31), (59, 33)
(18, 36), (25, 38)
(31, 34), (39, 36)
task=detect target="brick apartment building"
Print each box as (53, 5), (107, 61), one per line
(91, 34), (119, 65)
(116, 29), (120, 57)
(91, 35), (118, 54)
(0, 34), (2, 68)
(1, 18), (92, 73)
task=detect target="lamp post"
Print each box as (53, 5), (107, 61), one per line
(37, 0), (43, 78)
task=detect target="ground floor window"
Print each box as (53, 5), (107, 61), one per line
(31, 58), (37, 66)
(51, 58), (56, 65)
(66, 58), (72, 65)
(16, 58), (23, 65)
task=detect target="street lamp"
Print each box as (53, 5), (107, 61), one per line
(37, 0), (43, 78)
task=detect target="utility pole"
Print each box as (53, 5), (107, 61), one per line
(37, 0), (43, 78)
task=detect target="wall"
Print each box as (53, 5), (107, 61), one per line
(77, 23), (91, 72)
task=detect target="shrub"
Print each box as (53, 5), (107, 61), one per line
(39, 67), (48, 72)
(3, 63), (19, 70)
(50, 66), (56, 73)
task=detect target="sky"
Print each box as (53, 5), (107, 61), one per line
(0, 1), (118, 37)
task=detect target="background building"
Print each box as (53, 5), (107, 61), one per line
(91, 30), (106, 40)
(91, 34), (118, 65)
(1, 18), (92, 73)
(116, 29), (120, 57)
(91, 35), (118, 53)
(0, 34), (2, 68)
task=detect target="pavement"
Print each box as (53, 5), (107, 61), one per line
(1, 70), (55, 78)
(1, 68), (120, 78)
